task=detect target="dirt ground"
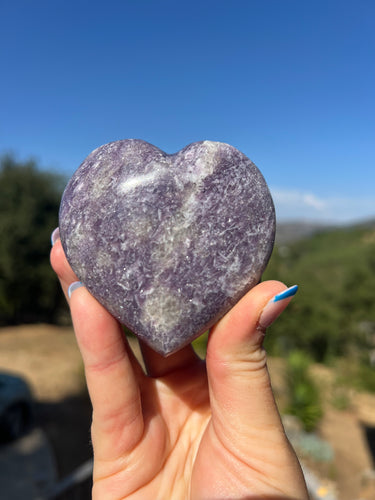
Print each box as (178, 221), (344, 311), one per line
(0, 324), (374, 499)
(268, 358), (375, 500)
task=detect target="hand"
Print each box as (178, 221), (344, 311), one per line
(51, 233), (308, 500)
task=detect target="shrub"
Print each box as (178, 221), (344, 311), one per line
(284, 350), (323, 432)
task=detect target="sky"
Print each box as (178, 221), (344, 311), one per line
(1, 0), (374, 224)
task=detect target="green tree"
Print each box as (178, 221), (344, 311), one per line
(0, 154), (66, 324)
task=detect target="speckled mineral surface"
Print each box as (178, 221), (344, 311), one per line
(59, 140), (275, 355)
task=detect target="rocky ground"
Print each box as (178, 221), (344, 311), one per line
(0, 324), (374, 499)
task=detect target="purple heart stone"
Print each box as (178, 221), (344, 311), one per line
(59, 140), (275, 355)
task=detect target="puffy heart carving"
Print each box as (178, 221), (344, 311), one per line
(59, 140), (275, 355)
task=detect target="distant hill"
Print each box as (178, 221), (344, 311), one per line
(275, 218), (375, 245)
(275, 221), (334, 245)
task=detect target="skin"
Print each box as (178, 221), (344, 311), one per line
(51, 238), (309, 500)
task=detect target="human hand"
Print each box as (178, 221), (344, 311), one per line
(51, 230), (308, 500)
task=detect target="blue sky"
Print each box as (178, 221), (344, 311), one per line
(1, 0), (374, 223)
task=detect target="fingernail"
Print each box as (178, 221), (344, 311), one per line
(258, 285), (298, 329)
(51, 227), (60, 246)
(68, 281), (83, 299)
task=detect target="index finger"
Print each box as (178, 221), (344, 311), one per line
(68, 285), (145, 459)
(50, 230), (78, 300)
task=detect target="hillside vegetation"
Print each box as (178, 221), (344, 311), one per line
(263, 221), (375, 367)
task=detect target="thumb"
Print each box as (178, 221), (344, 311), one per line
(206, 280), (298, 432)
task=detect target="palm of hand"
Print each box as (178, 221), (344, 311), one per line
(90, 352), (303, 500)
(93, 361), (210, 499)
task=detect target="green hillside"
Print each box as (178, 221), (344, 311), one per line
(263, 221), (375, 363)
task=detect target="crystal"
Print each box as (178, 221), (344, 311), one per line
(59, 140), (275, 355)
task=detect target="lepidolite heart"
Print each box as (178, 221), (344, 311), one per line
(59, 140), (275, 355)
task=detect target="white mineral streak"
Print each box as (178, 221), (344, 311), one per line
(73, 181), (85, 193)
(118, 169), (163, 194)
(95, 249), (113, 270)
(119, 142), (219, 279)
(141, 144), (220, 330)
(174, 142), (218, 234)
(70, 220), (85, 247)
(180, 141), (216, 184)
(142, 286), (183, 333)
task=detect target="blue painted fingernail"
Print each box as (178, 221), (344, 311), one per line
(68, 281), (83, 298)
(258, 285), (299, 329)
(272, 285), (299, 302)
(51, 227), (60, 246)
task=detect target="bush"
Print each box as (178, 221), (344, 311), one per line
(284, 350), (323, 432)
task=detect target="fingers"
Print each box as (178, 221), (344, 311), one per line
(68, 285), (145, 457)
(206, 280), (298, 432)
(50, 233), (79, 300)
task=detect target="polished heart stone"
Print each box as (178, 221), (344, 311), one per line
(59, 140), (275, 356)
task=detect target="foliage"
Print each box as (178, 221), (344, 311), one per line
(334, 357), (375, 394)
(263, 223), (375, 363)
(0, 154), (66, 324)
(284, 350), (323, 432)
(354, 363), (375, 392)
(192, 331), (208, 358)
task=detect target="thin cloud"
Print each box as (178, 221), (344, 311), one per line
(270, 187), (375, 223)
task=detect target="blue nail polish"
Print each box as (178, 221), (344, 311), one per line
(273, 285), (299, 302)
(51, 227), (60, 246)
(68, 281), (83, 298)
